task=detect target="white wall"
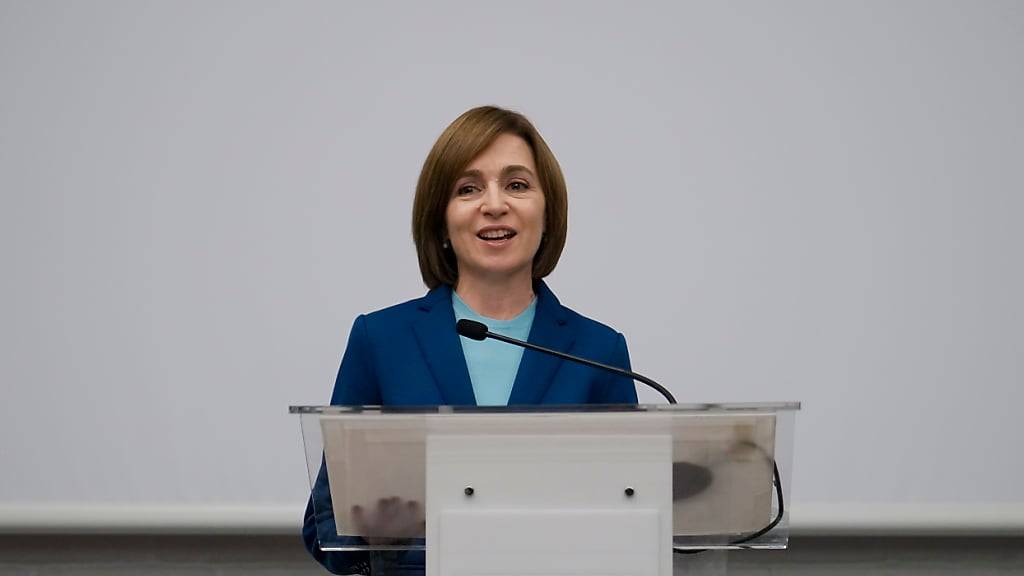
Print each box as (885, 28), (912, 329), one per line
(1, 0), (1022, 530)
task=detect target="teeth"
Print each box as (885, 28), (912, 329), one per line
(479, 230), (515, 240)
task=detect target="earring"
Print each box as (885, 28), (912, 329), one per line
(442, 239), (450, 249)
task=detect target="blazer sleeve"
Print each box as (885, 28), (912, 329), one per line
(330, 314), (383, 406)
(591, 332), (640, 404)
(303, 315), (382, 574)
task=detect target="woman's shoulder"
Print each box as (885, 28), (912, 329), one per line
(358, 285), (449, 325)
(559, 304), (624, 339)
(536, 281), (625, 339)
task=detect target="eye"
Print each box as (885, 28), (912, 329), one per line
(455, 184), (480, 196)
(507, 180), (530, 192)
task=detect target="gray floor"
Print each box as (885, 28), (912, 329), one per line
(0, 535), (1022, 575)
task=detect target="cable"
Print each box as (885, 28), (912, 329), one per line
(673, 447), (785, 555)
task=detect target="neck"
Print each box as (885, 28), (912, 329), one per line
(454, 272), (536, 320)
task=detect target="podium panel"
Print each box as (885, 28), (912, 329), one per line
(295, 403), (798, 575)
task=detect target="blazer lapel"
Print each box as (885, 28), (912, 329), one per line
(507, 281), (575, 405)
(412, 285), (477, 406)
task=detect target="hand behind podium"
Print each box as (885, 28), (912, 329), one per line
(351, 497), (426, 544)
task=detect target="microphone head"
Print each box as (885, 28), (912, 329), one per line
(456, 319), (489, 341)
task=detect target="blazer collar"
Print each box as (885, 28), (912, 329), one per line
(412, 284), (475, 405)
(412, 280), (573, 406)
(507, 280), (574, 404)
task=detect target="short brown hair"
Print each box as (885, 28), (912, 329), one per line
(412, 106), (568, 289)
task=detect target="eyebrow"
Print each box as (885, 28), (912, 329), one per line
(457, 165), (536, 180)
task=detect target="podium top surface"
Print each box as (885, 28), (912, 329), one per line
(289, 402), (800, 415)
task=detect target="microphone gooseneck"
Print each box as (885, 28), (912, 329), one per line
(455, 319), (677, 404)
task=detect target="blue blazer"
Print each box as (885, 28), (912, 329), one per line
(304, 281), (638, 574)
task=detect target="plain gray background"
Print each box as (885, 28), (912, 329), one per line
(1, 0), (1022, 532)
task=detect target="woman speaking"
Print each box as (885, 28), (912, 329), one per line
(304, 106), (638, 574)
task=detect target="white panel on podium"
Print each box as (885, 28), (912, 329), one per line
(425, 434), (672, 576)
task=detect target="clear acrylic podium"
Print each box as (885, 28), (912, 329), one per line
(293, 403), (799, 575)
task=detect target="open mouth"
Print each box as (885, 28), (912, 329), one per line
(477, 229), (517, 241)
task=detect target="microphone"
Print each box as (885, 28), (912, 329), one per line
(455, 319), (677, 404)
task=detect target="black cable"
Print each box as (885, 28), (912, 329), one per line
(673, 459), (784, 554)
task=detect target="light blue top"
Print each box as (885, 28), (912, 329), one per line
(452, 291), (537, 406)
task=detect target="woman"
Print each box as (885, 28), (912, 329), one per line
(304, 106), (638, 574)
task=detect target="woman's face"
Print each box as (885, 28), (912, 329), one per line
(445, 133), (546, 285)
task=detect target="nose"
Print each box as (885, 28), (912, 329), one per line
(480, 182), (508, 216)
